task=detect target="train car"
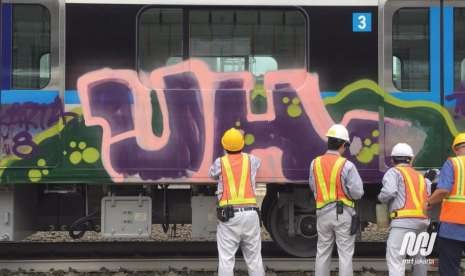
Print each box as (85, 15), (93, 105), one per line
(0, 0), (463, 257)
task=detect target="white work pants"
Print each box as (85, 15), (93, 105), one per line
(217, 210), (265, 276)
(386, 227), (428, 276)
(315, 209), (355, 276)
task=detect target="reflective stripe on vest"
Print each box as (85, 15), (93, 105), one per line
(219, 153), (257, 207)
(390, 166), (427, 219)
(313, 155), (354, 209)
(440, 156), (465, 225)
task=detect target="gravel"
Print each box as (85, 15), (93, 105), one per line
(24, 221), (388, 243)
(361, 223), (389, 242)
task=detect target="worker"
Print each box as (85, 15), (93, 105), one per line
(426, 133), (465, 276)
(309, 124), (364, 276)
(209, 128), (265, 276)
(378, 143), (431, 276)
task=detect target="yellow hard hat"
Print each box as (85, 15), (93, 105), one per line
(221, 128), (245, 152)
(452, 133), (465, 150)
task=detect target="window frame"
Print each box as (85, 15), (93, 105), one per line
(8, 0), (62, 91)
(379, 0), (439, 95)
(11, 3), (52, 89)
(136, 5), (309, 76)
(390, 7), (430, 92)
(453, 7), (465, 89)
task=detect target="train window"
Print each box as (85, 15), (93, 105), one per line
(392, 8), (430, 91)
(250, 57), (278, 80)
(189, 9), (306, 76)
(12, 5), (51, 89)
(454, 9), (465, 89)
(138, 8), (183, 73)
(392, 56), (402, 85)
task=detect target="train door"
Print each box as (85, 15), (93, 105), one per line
(0, 0), (64, 179)
(443, 1), (465, 138)
(379, 0), (449, 170)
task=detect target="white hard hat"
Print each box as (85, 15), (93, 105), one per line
(391, 143), (414, 157)
(326, 124), (350, 142)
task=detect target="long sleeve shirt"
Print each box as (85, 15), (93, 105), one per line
(209, 153), (261, 201)
(378, 165), (431, 229)
(309, 150), (364, 216)
(437, 159), (465, 242)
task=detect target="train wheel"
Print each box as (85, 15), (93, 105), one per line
(269, 197), (317, 257)
(260, 190), (277, 235)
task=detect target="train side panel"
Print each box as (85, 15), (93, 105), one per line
(0, 2), (458, 185)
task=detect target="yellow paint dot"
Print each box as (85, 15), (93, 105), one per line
(372, 130), (380, 137)
(282, 97), (290, 104)
(82, 148), (100, 164)
(69, 141), (77, 148)
(244, 134), (255, 145)
(292, 97), (300, 105)
(287, 105), (302, 118)
(37, 159), (46, 167)
(364, 139), (372, 146)
(28, 169), (42, 182)
(70, 151), (82, 165)
(42, 169), (49, 176)
(78, 142), (87, 150)
(16, 145), (33, 155)
(370, 143), (380, 154)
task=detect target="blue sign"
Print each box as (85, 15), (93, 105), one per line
(352, 13), (372, 32)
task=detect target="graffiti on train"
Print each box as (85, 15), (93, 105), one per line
(0, 97), (76, 159)
(0, 59), (456, 183)
(76, 59), (435, 182)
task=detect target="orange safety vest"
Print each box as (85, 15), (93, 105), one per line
(390, 166), (427, 219)
(218, 153), (257, 207)
(440, 156), (465, 225)
(313, 154), (354, 209)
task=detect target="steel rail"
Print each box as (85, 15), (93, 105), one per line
(0, 241), (387, 259)
(0, 257), (393, 272)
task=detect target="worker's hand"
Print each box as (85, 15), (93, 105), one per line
(424, 201), (432, 213)
(424, 169), (439, 182)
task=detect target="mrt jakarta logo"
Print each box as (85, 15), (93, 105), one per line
(400, 232), (437, 256)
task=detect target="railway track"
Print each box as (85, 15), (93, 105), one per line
(0, 241), (451, 273)
(0, 241), (386, 259)
(0, 257), (390, 272)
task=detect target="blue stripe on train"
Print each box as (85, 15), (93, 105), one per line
(0, 90), (58, 104)
(65, 90), (80, 104)
(1, 90), (133, 104)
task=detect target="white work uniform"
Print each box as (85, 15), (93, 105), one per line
(209, 154), (265, 276)
(309, 150), (365, 276)
(378, 166), (431, 276)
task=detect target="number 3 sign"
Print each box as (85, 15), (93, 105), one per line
(352, 12), (372, 32)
